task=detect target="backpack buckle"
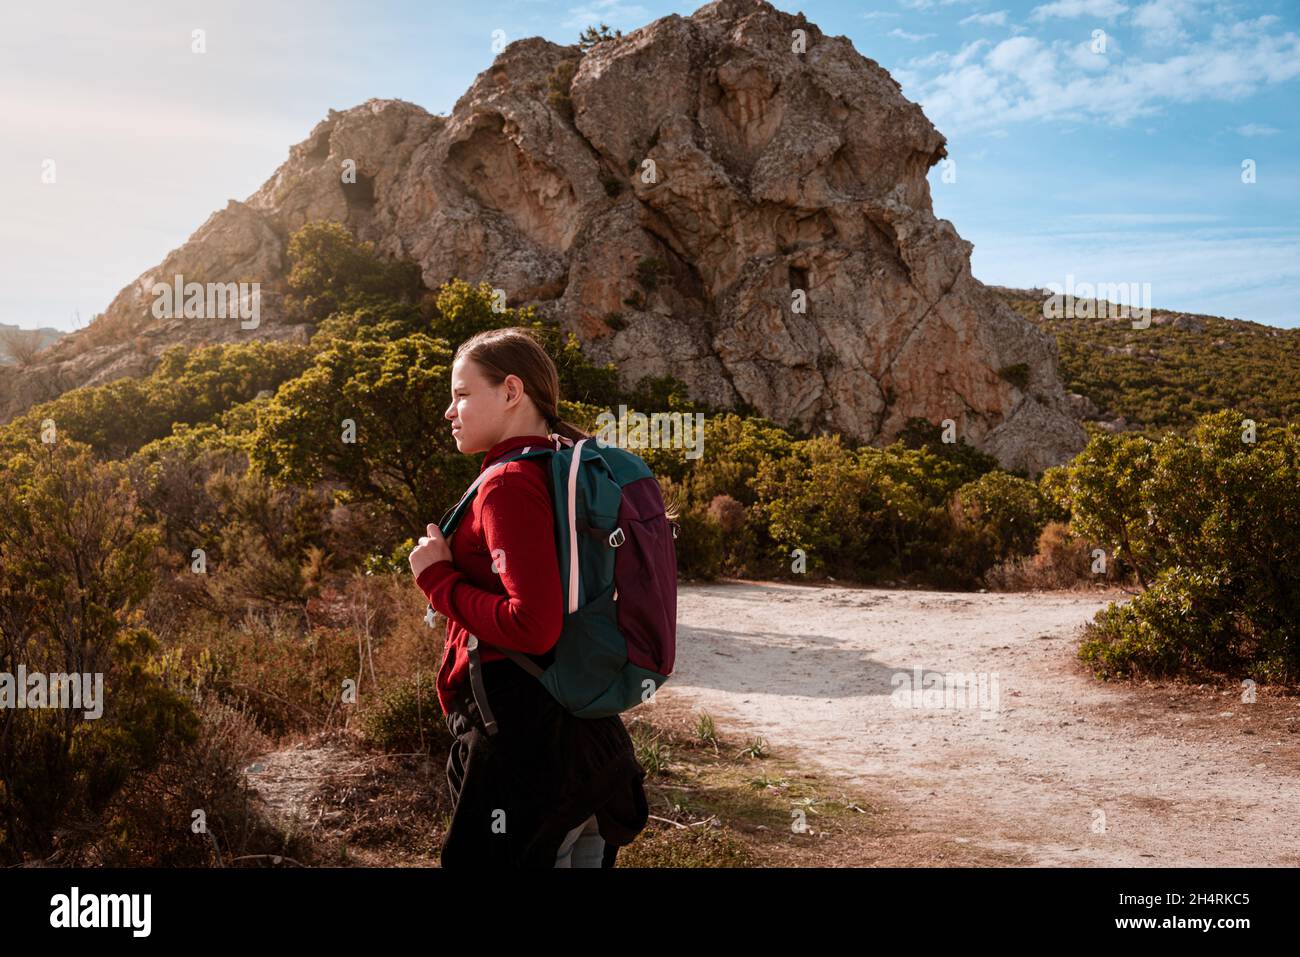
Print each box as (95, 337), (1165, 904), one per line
(608, 527), (625, 548)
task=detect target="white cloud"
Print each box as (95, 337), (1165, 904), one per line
(1030, 0), (1130, 21)
(985, 36), (1060, 93)
(890, 28), (938, 42)
(909, 13), (1300, 132)
(1210, 12), (1278, 42)
(904, 39), (988, 71)
(987, 36), (1040, 72)
(1236, 123), (1280, 136)
(953, 38), (991, 67)
(960, 11), (1010, 26)
(1132, 0), (1199, 46)
(1067, 35), (1117, 71)
(915, 63), (1012, 126)
(907, 50), (952, 69)
(862, 10), (901, 18)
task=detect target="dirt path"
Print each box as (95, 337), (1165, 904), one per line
(657, 580), (1300, 866)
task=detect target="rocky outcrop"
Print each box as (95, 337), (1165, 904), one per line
(0, 199), (310, 420)
(0, 0), (1085, 473)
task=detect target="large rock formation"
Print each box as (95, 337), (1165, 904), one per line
(0, 0), (1084, 473)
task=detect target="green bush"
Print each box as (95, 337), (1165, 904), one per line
(673, 509), (726, 580)
(0, 341), (312, 461)
(1078, 566), (1230, 679)
(366, 536), (416, 577)
(746, 428), (1041, 585)
(895, 416), (1001, 486)
(751, 435), (866, 577)
(359, 673), (448, 753)
(1059, 411), (1300, 681)
(1040, 431), (1160, 586)
(0, 439), (200, 862)
(577, 23), (622, 51)
(950, 471), (1051, 568)
(286, 220), (423, 322)
(127, 436), (337, 617)
(547, 59), (578, 123)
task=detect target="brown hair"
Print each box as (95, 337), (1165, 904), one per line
(453, 327), (591, 442)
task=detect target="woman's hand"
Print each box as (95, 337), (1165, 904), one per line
(409, 522), (452, 579)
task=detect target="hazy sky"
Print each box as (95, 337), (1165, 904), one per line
(2, 0), (1297, 332)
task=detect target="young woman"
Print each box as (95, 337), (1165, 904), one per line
(408, 327), (649, 868)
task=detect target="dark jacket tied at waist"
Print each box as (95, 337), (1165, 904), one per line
(441, 657), (649, 868)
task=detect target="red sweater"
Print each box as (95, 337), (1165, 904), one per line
(415, 434), (564, 715)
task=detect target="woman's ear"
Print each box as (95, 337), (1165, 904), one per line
(502, 373), (524, 408)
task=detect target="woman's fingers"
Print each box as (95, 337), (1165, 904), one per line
(408, 522), (452, 580)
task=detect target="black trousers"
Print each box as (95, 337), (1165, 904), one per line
(441, 657), (648, 868)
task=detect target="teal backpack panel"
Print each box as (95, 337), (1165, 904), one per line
(433, 435), (677, 720)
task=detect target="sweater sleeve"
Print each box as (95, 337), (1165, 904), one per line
(415, 468), (563, 656)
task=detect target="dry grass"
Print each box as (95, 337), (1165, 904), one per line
(0, 327), (47, 367)
(985, 521), (1116, 591)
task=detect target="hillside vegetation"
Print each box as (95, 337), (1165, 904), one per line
(994, 286), (1300, 434)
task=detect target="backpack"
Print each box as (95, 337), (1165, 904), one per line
(429, 433), (678, 728)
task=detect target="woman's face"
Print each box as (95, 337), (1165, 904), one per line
(444, 356), (546, 455)
(445, 356), (509, 454)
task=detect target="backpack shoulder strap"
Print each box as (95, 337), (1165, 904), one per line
(437, 444), (555, 537)
(433, 439), (567, 721)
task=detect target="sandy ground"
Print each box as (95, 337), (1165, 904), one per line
(656, 580), (1300, 866)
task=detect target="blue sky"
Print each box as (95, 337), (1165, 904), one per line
(2, 0), (1296, 332)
